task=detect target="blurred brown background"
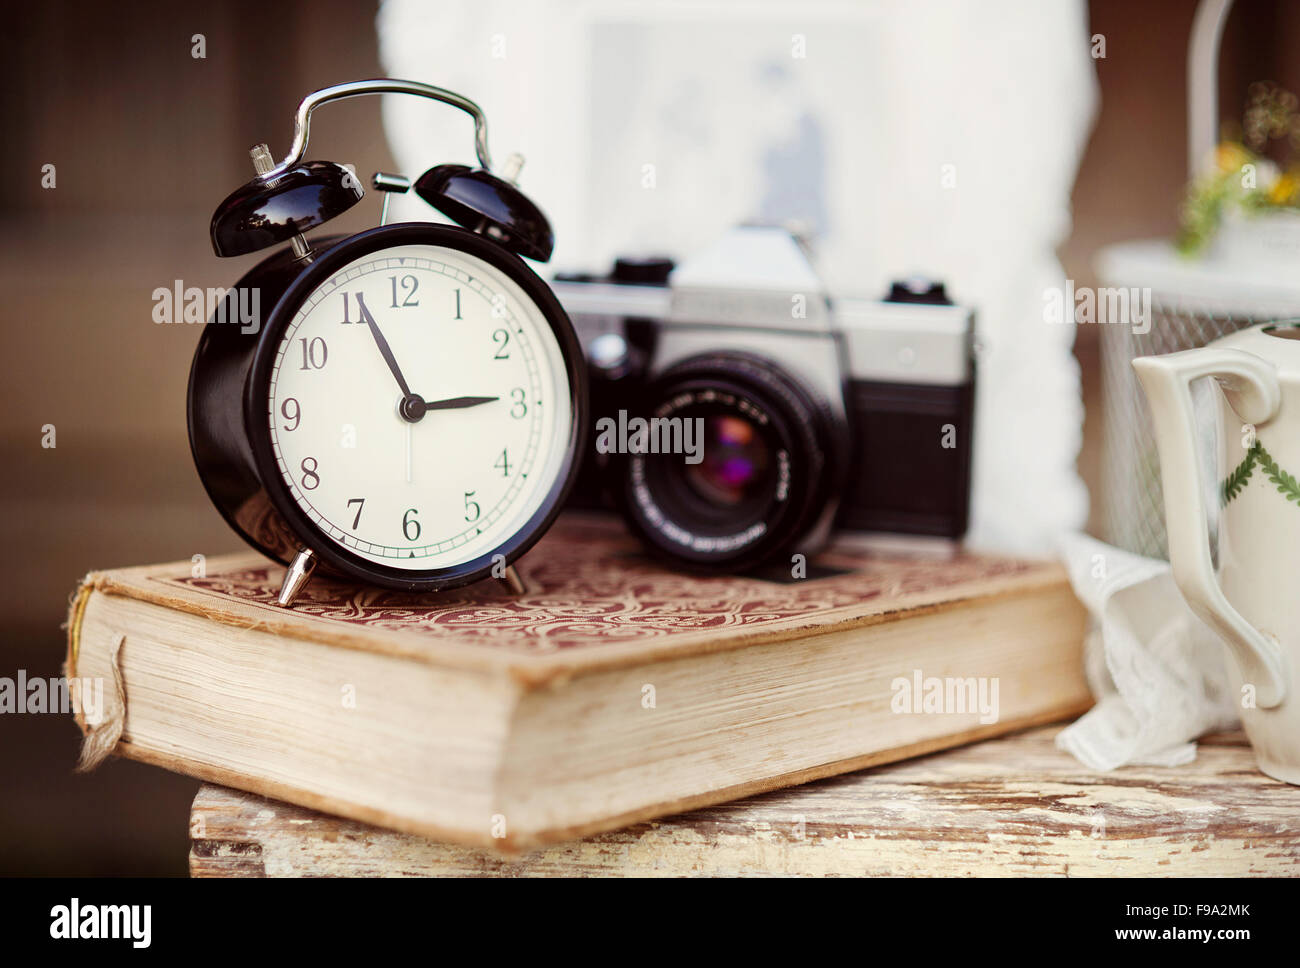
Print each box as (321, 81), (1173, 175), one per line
(0, 0), (1291, 874)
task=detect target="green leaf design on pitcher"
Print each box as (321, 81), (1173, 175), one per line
(1220, 442), (1259, 504)
(1220, 441), (1300, 506)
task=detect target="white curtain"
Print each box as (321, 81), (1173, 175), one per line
(377, 0), (1098, 555)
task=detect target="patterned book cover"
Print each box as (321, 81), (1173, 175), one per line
(72, 514), (1064, 678)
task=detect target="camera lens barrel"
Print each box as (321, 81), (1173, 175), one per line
(617, 352), (842, 572)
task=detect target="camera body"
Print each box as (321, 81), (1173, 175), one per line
(553, 225), (976, 572)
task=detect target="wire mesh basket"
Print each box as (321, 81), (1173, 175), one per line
(1096, 0), (1300, 559)
(1097, 265), (1300, 559)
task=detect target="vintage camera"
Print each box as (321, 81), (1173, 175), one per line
(552, 225), (976, 573)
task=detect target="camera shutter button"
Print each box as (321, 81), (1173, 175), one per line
(612, 257), (675, 285)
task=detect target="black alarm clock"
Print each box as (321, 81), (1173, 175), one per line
(188, 79), (587, 606)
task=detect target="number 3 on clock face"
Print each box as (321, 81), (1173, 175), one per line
(259, 234), (579, 580)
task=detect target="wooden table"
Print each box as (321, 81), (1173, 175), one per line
(189, 725), (1300, 877)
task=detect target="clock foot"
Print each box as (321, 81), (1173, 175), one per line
(276, 548), (318, 607)
(497, 565), (527, 596)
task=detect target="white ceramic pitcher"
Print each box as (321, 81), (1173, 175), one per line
(1134, 322), (1300, 784)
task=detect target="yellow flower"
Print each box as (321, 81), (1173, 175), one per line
(1215, 141), (1253, 174)
(1268, 169), (1300, 205)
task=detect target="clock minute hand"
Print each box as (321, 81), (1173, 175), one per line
(421, 395), (500, 411)
(354, 293), (412, 399)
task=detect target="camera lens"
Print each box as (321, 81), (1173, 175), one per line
(684, 415), (772, 507)
(618, 352), (842, 572)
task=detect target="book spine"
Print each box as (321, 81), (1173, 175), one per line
(64, 578), (129, 770)
(64, 576), (95, 735)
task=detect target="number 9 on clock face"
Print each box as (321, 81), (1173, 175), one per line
(258, 233), (580, 581)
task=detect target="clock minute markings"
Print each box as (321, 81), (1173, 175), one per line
(293, 257), (550, 567)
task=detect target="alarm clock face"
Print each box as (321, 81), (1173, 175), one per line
(248, 224), (584, 587)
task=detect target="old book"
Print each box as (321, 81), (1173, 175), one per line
(68, 515), (1090, 851)
(189, 728), (1297, 877)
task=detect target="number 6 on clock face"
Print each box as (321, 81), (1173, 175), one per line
(245, 225), (584, 587)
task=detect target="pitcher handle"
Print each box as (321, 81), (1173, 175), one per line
(1133, 347), (1287, 708)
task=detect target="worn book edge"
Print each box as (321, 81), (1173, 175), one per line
(161, 701), (1086, 852)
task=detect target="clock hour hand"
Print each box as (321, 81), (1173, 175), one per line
(354, 292), (413, 399)
(421, 395), (499, 412)
(395, 394), (496, 420)
(397, 395), (499, 422)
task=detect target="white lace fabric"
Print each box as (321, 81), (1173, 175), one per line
(1056, 532), (1238, 769)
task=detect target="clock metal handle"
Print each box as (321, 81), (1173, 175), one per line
(263, 78), (493, 180)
